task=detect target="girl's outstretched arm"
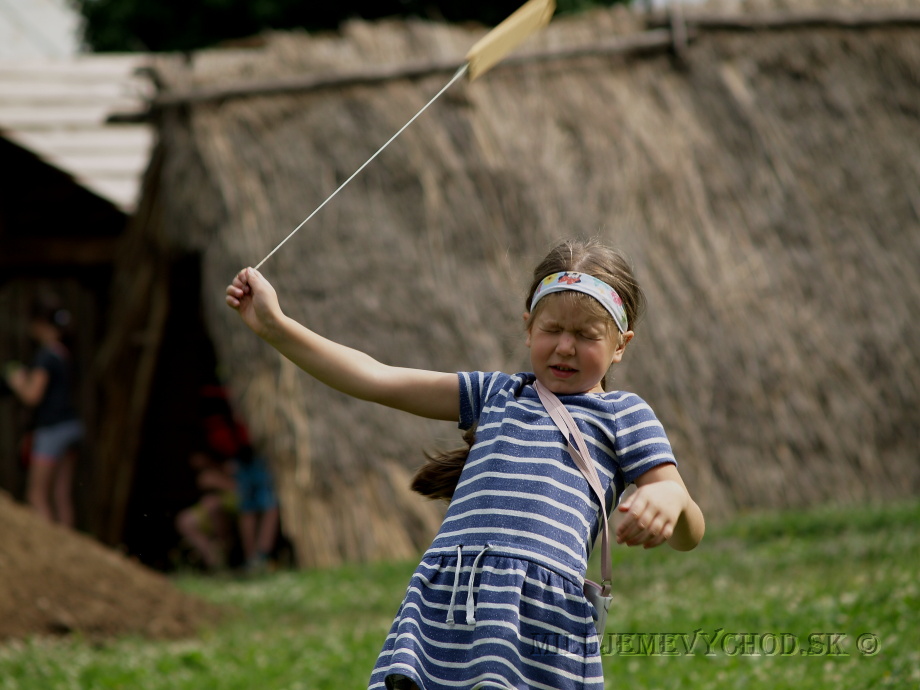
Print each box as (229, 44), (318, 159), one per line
(226, 267), (459, 421)
(615, 464), (705, 552)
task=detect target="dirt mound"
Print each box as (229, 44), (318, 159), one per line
(0, 491), (223, 642)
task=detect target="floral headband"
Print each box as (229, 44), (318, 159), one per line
(530, 271), (629, 334)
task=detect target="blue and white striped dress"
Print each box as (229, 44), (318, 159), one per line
(369, 372), (677, 690)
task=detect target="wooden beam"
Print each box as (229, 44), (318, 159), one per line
(114, 29), (677, 115)
(0, 237), (118, 267)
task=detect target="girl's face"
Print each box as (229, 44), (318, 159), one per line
(525, 294), (632, 395)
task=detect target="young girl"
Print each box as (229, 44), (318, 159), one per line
(5, 299), (84, 527)
(226, 238), (704, 689)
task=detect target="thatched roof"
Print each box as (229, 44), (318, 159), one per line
(101, 1), (920, 566)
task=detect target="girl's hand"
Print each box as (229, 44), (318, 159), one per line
(225, 268), (284, 340)
(616, 479), (688, 549)
(616, 462), (704, 551)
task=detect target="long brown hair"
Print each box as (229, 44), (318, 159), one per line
(411, 238), (645, 501)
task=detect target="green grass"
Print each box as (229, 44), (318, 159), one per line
(1, 500), (918, 689)
(593, 500), (920, 689)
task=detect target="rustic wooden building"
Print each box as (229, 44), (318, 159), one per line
(31, 2), (920, 568)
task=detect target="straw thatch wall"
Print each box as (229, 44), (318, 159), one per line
(103, 2), (920, 567)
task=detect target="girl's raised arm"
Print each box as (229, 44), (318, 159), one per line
(226, 268), (460, 421)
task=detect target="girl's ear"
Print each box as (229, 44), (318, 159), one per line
(610, 330), (635, 364)
(523, 312), (532, 347)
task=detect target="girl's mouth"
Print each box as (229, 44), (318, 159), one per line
(550, 365), (577, 379)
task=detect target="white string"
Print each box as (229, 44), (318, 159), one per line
(254, 63), (470, 270)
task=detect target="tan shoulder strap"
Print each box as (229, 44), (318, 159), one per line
(534, 380), (612, 594)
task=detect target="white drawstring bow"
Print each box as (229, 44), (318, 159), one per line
(445, 544), (492, 626)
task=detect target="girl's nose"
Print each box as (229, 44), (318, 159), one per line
(555, 332), (576, 355)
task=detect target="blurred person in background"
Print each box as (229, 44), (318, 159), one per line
(175, 448), (238, 571)
(4, 297), (83, 527)
(200, 397), (279, 573)
(177, 385), (279, 573)
(233, 442), (280, 574)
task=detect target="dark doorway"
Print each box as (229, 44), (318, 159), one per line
(119, 254), (227, 570)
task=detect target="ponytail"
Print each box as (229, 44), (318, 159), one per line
(411, 426), (476, 502)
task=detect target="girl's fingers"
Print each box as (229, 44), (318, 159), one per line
(228, 267), (260, 294)
(244, 267), (261, 285)
(231, 267), (256, 290)
(617, 496), (647, 537)
(642, 535), (667, 549)
(636, 516), (674, 548)
(617, 518), (645, 544)
(617, 500), (672, 547)
(226, 282), (244, 307)
(226, 268), (256, 309)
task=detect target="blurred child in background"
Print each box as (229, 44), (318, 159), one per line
(175, 448), (238, 571)
(177, 385), (279, 573)
(4, 297), (83, 527)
